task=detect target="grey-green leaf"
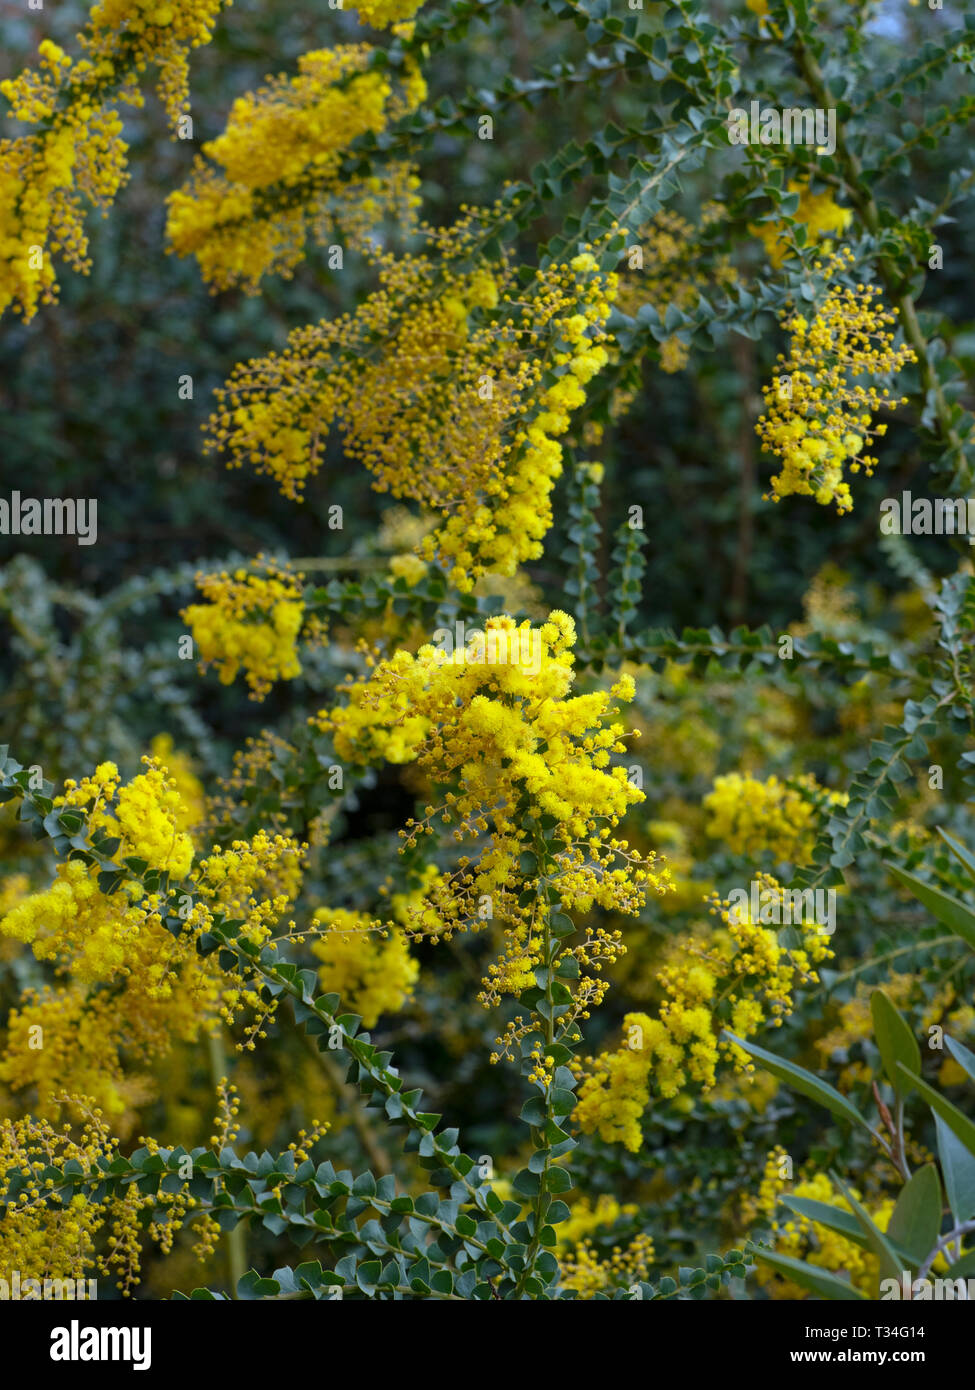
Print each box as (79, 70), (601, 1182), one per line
(936, 1115), (975, 1225)
(831, 1173), (905, 1285)
(871, 990), (921, 1093)
(896, 1063), (975, 1158)
(944, 1034), (975, 1086)
(723, 1032), (871, 1131)
(886, 863), (975, 953)
(780, 1197), (873, 1250)
(885, 1164), (942, 1265)
(937, 828), (975, 886)
(755, 1248), (866, 1300)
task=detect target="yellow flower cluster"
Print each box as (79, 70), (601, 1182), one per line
(756, 250), (916, 513)
(81, 0), (229, 125)
(1, 45), (126, 320)
(479, 1184), (654, 1297)
(149, 734), (206, 835)
(0, 763), (201, 1123)
(754, 180), (853, 268)
(166, 45), (425, 292)
(182, 560), (306, 700)
(0, 3), (227, 319)
(0, 756), (305, 1123)
(574, 877), (832, 1149)
(0, 1107), (117, 1288)
(559, 1231), (656, 1299)
(0, 1097), (238, 1295)
(0, 871), (30, 924)
(709, 877), (833, 1042)
(0, 866), (211, 1126)
(746, 1148), (895, 1298)
(59, 757), (195, 879)
(383, 861), (450, 941)
(0, 988), (147, 1130)
(573, 1012), (657, 1150)
(194, 829), (305, 948)
(204, 213), (619, 590)
(350, 0), (427, 25)
(618, 204), (736, 373)
(813, 976), (975, 1092)
(0, 759), (192, 975)
(310, 907), (418, 1027)
(703, 771), (847, 863)
(312, 613), (671, 1027)
(1, 861), (152, 976)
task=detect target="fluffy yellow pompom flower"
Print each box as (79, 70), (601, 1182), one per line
(57, 756), (195, 879)
(311, 907), (418, 1027)
(0, 754), (306, 1134)
(346, 0), (427, 27)
(745, 1148), (897, 1298)
(753, 180), (853, 269)
(149, 734), (206, 834)
(703, 770), (847, 864)
(182, 560), (306, 700)
(0, 0), (229, 319)
(574, 875), (832, 1149)
(312, 614), (672, 1033)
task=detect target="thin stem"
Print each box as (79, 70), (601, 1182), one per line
(302, 1032), (392, 1176)
(206, 1031), (247, 1297)
(917, 1219), (975, 1283)
(514, 837), (556, 1298)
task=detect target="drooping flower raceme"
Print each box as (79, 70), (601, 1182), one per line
(756, 250), (916, 513)
(0, 1), (228, 319)
(0, 757), (305, 1127)
(204, 215), (621, 590)
(166, 43), (426, 293)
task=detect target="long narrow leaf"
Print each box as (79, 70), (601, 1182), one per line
(754, 1248), (866, 1300)
(886, 864), (975, 953)
(723, 1032), (871, 1131)
(831, 1173), (905, 1284)
(896, 1063), (975, 1157)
